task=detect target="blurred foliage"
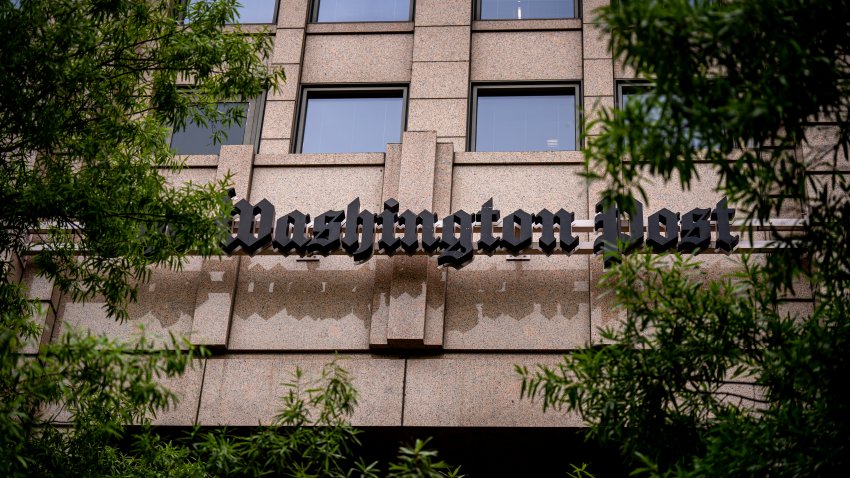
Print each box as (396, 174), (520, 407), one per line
(521, 1), (850, 477)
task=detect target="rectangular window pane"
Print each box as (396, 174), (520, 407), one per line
(480, 0), (575, 20)
(475, 93), (576, 152)
(316, 0), (411, 22)
(171, 103), (248, 155)
(188, 0), (277, 24)
(301, 94), (404, 153)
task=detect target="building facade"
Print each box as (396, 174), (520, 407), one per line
(18, 0), (816, 472)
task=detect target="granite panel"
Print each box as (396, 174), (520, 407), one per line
(415, 0), (472, 26)
(584, 59), (615, 97)
(413, 26), (471, 62)
(404, 354), (583, 426)
(454, 151), (585, 164)
(190, 257), (240, 348)
(438, 136), (466, 154)
(306, 22), (414, 34)
(260, 100), (295, 140)
(198, 355), (405, 426)
(21, 300), (56, 355)
(584, 95), (615, 136)
(472, 19), (581, 31)
(161, 167), (217, 189)
(267, 64), (300, 101)
(277, 0), (309, 28)
(255, 152), (386, 166)
(23, 266), (57, 302)
(249, 166), (383, 212)
(803, 124), (850, 171)
(410, 61), (469, 99)
(218, 145), (256, 199)
(397, 131), (437, 211)
(227, 256), (376, 350)
(583, 0), (611, 23)
(407, 99), (467, 137)
(54, 259), (205, 347)
(272, 28), (304, 64)
(583, 22), (610, 59)
(470, 31), (582, 81)
(151, 360), (206, 426)
(614, 58), (639, 79)
(258, 139), (292, 155)
(387, 255), (429, 345)
(302, 34), (414, 83)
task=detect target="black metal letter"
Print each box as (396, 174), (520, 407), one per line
(476, 198), (500, 254)
(378, 199), (400, 254)
(399, 209), (439, 255)
(647, 208), (680, 252)
(223, 191), (275, 255)
(593, 200), (644, 267)
(438, 210), (474, 268)
(308, 210), (344, 255)
(272, 211), (310, 256)
(342, 198), (376, 262)
(500, 209), (534, 254)
(679, 208), (711, 253)
(712, 197), (739, 252)
(534, 209), (579, 254)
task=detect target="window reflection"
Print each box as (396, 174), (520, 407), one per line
(171, 103), (248, 155)
(188, 0), (278, 24)
(300, 93), (405, 153)
(315, 0), (412, 23)
(479, 0), (576, 20)
(475, 93), (576, 152)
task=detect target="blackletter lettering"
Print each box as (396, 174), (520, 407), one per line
(647, 208), (679, 252)
(594, 200), (644, 267)
(476, 198), (500, 253)
(500, 209), (534, 254)
(399, 209), (439, 254)
(342, 198), (376, 262)
(308, 210), (344, 255)
(378, 199), (400, 254)
(679, 208), (711, 253)
(272, 211), (310, 256)
(712, 197), (739, 252)
(223, 191), (275, 255)
(439, 210), (474, 268)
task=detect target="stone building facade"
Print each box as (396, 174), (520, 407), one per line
(19, 1), (816, 468)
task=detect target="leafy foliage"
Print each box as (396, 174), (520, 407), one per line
(521, 1), (850, 477)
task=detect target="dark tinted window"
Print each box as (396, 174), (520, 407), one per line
(315, 0), (411, 22)
(171, 103), (248, 155)
(479, 0), (576, 20)
(188, 0), (278, 24)
(474, 92), (576, 152)
(300, 91), (405, 153)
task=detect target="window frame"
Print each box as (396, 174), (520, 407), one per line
(468, 83), (582, 153)
(292, 85), (410, 154)
(474, 0), (581, 21)
(309, 0), (416, 24)
(169, 92), (266, 156)
(178, 0), (281, 25)
(616, 80), (654, 109)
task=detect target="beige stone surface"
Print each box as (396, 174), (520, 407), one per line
(272, 28), (304, 64)
(387, 255), (429, 345)
(454, 151), (585, 164)
(472, 19), (581, 31)
(584, 59), (615, 97)
(219, 145), (256, 199)
(415, 0), (472, 26)
(407, 99), (467, 137)
(404, 354), (583, 426)
(302, 34), (413, 83)
(259, 100), (295, 140)
(255, 152), (386, 166)
(410, 61), (469, 99)
(161, 167), (217, 189)
(438, 136), (466, 154)
(23, 266), (58, 302)
(424, 257), (447, 346)
(444, 255), (591, 350)
(450, 164), (589, 214)
(803, 124), (850, 171)
(614, 58), (639, 79)
(277, 0), (309, 28)
(182, 155), (219, 167)
(21, 300), (56, 355)
(54, 259), (205, 347)
(227, 256), (376, 350)
(151, 360), (206, 426)
(249, 166), (383, 212)
(413, 26), (471, 62)
(583, 0), (611, 23)
(258, 139), (292, 155)
(584, 95), (615, 136)
(471, 31), (582, 81)
(583, 22), (610, 59)
(267, 64), (301, 101)
(306, 22), (414, 34)
(198, 355), (405, 426)
(191, 257), (240, 348)
(397, 131), (438, 211)
(369, 256), (394, 347)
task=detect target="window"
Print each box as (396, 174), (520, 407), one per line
(295, 87), (407, 153)
(477, 0), (579, 20)
(470, 85), (579, 152)
(311, 0), (413, 23)
(170, 100), (263, 155)
(183, 0), (279, 24)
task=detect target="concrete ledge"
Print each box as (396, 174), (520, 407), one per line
(472, 19), (582, 32)
(306, 22), (415, 35)
(254, 152), (386, 166)
(454, 151), (585, 164)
